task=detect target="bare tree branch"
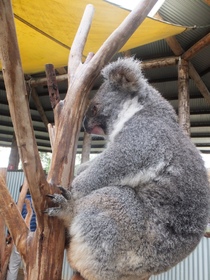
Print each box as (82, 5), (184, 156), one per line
(48, 0), (159, 188)
(0, 175), (28, 254)
(0, 0), (49, 223)
(68, 4), (95, 84)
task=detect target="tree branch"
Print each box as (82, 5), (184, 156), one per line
(0, 0), (49, 223)
(47, 0), (158, 187)
(68, 4), (95, 84)
(0, 175), (28, 255)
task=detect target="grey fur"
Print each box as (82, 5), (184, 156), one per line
(46, 57), (210, 280)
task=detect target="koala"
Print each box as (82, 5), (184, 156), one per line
(46, 57), (210, 280)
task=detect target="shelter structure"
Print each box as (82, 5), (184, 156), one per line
(0, 0), (210, 156)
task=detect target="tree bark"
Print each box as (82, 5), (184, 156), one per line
(178, 58), (190, 136)
(0, 0), (65, 279)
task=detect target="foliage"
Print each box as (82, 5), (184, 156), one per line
(39, 152), (52, 173)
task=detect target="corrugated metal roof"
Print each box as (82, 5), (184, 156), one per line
(160, 0), (210, 26)
(0, 0), (209, 154)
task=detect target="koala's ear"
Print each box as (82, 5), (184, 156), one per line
(101, 57), (143, 93)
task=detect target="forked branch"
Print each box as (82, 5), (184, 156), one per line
(48, 0), (158, 187)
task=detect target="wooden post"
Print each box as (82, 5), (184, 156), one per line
(178, 58), (190, 136)
(81, 132), (92, 163)
(45, 64), (61, 109)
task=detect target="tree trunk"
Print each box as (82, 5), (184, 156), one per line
(0, 0), (65, 279)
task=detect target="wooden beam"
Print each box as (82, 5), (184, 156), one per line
(188, 64), (210, 105)
(142, 56), (179, 69)
(31, 88), (49, 130)
(165, 36), (184, 55)
(29, 74), (68, 87)
(182, 33), (210, 61)
(56, 67), (67, 75)
(178, 59), (190, 136)
(28, 56), (178, 87)
(155, 13), (210, 105)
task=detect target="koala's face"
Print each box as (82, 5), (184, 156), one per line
(83, 83), (115, 136)
(83, 57), (147, 136)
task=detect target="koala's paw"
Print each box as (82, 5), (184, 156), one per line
(44, 188), (72, 218)
(58, 186), (71, 200)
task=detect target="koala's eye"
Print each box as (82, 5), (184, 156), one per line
(90, 105), (98, 117)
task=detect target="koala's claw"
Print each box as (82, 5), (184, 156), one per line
(58, 186), (71, 200)
(45, 192), (72, 217)
(43, 207), (60, 215)
(46, 194), (55, 199)
(46, 193), (69, 205)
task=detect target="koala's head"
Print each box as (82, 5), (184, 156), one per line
(83, 57), (148, 135)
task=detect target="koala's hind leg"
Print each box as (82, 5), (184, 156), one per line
(67, 186), (150, 280)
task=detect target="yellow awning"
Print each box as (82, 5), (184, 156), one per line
(1, 0), (188, 74)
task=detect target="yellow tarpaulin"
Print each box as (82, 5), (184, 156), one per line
(1, 0), (188, 74)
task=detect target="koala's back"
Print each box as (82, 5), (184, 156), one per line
(69, 122), (209, 280)
(67, 58), (210, 280)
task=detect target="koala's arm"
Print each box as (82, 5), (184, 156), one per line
(71, 142), (147, 200)
(75, 157), (97, 176)
(76, 161), (91, 176)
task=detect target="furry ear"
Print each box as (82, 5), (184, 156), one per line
(101, 57), (143, 93)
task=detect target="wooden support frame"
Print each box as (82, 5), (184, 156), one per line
(155, 13), (210, 106)
(27, 56), (179, 87)
(182, 32), (210, 61)
(178, 59), (190, 136)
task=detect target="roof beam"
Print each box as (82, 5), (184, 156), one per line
(30, 88), (49, 130)
(28, 56), (179, 87)
(56, 67), (67, 75)
(182, 32), (210, 61)
(188, 64), (210, 105)
(156, 13), (210, 106)
(141, 56), (179, 69)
